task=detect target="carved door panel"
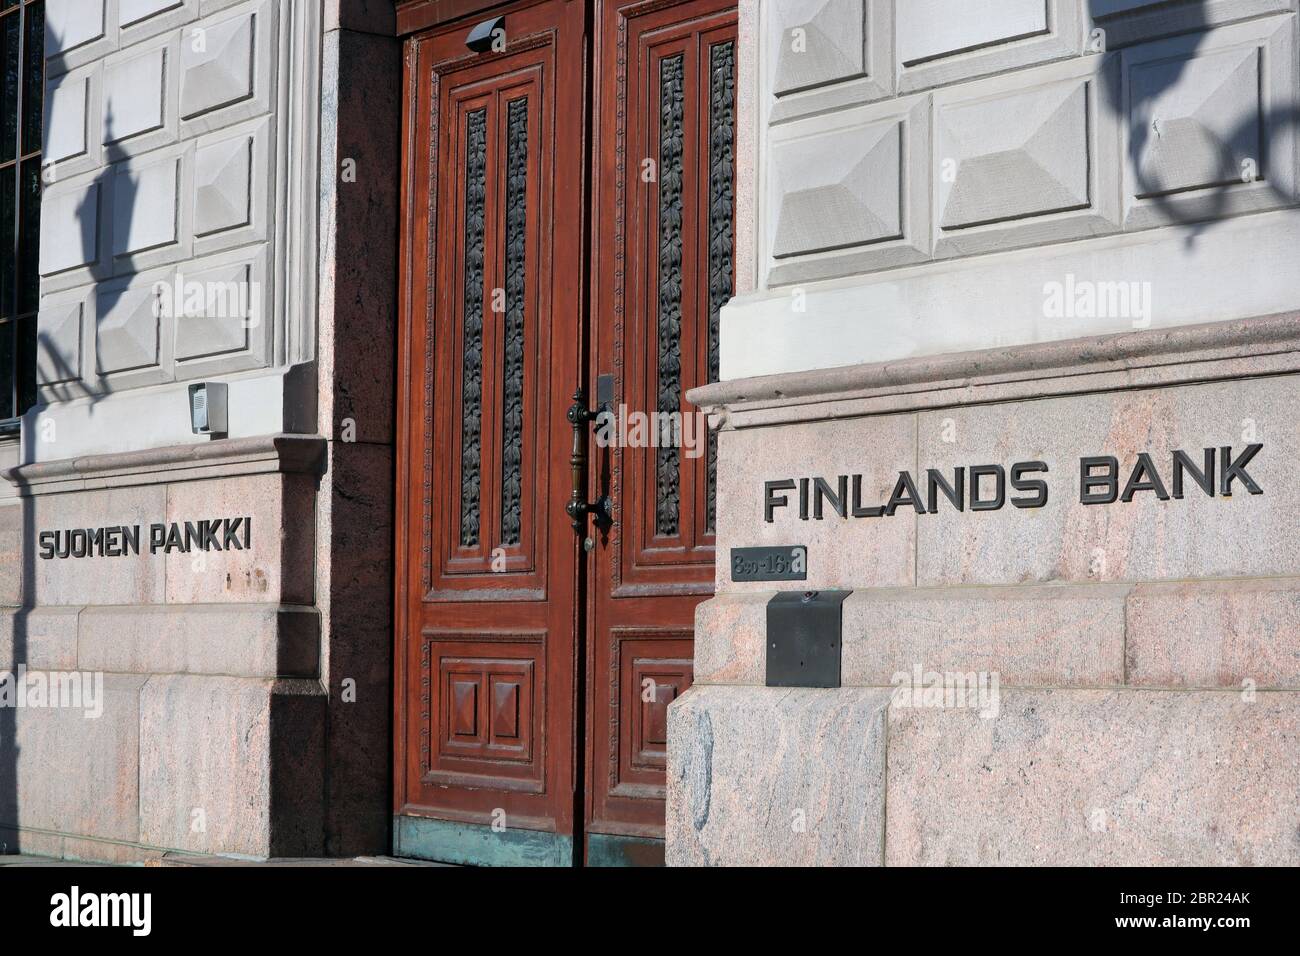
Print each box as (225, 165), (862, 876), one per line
(584, 0), (736, 864)
(395, 0), (587, 865)
(396, 0), (733, 866)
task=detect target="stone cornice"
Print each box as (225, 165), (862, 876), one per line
(689, 312), (1300, 429)
(2, 434), (328, 495)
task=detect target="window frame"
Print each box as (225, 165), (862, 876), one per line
(0, 0), (44, 434)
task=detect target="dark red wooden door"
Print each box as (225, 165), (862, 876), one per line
(583, 0), (736, 865)
(395, 0), (735, 866)
(394, 0), (588, 866)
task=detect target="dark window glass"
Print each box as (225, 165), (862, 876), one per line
(0, 12), (18, 166)
(0, 0), (41, 428)
(20, 0), (39, 155)
(0, 312), (13, 421)
(0, 162), (13, 319)
(18, 156), (37, 313)
(17, 310), (33, 411)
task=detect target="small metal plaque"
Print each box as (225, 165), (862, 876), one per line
(596, 373), (616, 408)
(766, 590), (849, 689)
(730, 545), (807, 583)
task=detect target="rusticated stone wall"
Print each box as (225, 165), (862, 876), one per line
(33, 0), (324, 459)
(724, 0), (1300, 378)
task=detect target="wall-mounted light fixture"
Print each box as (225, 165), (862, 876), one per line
(188, 382), (229, 437)
(466, 16), (505, 53)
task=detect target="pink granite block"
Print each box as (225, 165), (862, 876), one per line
(667, 685), (889, 866)
(715, 416), (917, 593)
(1127, 578), (1300, 688)
(915, 376), (1300, 586)
(844, 584), (1127, 686)
(693, 592), (771, 686)
(886, 689), (1300, 865)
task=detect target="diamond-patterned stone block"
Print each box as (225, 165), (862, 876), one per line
(180, 12), (256, 120)
(37, 301), (85, 385)
(1130, 45), (1261, 199)
(194, 135), (253, 236)
(97, 286), (161, 374)
(771, 119), (901, 257)
(112, 156), (180, 257)
(938, 78), (1090, 230)
(771, 0), (866, 96)
(104, 45), (168, 144)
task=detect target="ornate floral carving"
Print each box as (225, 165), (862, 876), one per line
(706, 41), (736, 534)
(421, 68), (441, 591)
(501, 98), (529, 547)
(459, 108), (488, 548)
(655, 54), (686, 537)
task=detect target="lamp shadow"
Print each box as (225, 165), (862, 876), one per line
(1095, 2), (1300, 246)
(2, 12), (132, 859)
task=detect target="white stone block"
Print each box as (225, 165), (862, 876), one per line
(1121, 16), (1297, 228)
(771, 120), (900, 257)
(770, 0), (866, 96)
(44, 71), (90, 164)
(768, 0), (895, 123)
(104, 45), (168, 144)
(111, 155), (181, 257)
(897, 0), (1082, 93)
(931, 55), (1122, 258)
(766, 95), (930, 284)
(938, 80), (1090, 229)
(96, 285), (161, 374)
(1131, 45), (1260, 198)
(120, 0), (186, 28)
(899, 0), (1049, 66)
(39, 183), (100, 276)
(1087, 0), (1294, 50)
(46, 0), (107, 55)
(174, 261), (252, 360)
(37, 300), (85, 385)
(194, 134), (252, 236)
(722, 206), (1300, 381)
(180, 11), (256, 120)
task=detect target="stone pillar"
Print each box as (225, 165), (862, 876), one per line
(315, 0), (401, 857)
(668, 316), (1300, 866)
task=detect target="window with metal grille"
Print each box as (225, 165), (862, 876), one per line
(0, 0), (42, 431)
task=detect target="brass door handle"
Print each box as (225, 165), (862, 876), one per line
(566, 387), (614, 533)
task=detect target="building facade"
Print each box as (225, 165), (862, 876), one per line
(1, 0), (1298, 866)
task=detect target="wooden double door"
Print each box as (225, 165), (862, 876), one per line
(394, 0), (736, 866)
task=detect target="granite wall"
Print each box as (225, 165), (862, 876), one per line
(666, 0), (1300, 868)
(669, 317), (1300, 866)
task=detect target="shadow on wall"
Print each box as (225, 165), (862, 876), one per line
(36, 104), (133, 411)
(1096, 2), (1300, 243)
(1, 16), (132, 857)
